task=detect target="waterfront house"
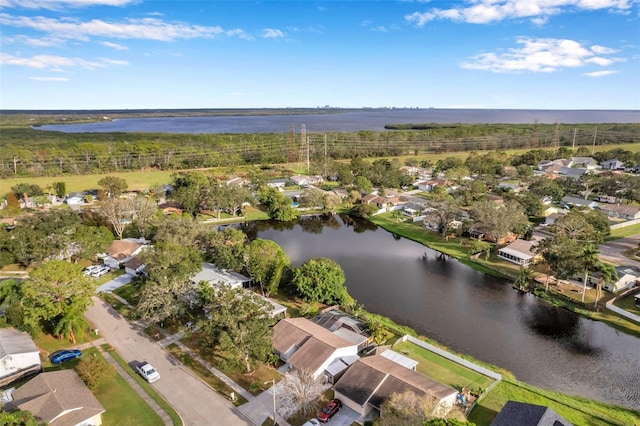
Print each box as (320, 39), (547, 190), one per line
(272, 317), (359, 382)
(333, 355), (457, 419)
(491, 400), (572, 426)
(594, 267), (640, 293)
(190, 263), (252, 289)
(498, 239), (540, 266)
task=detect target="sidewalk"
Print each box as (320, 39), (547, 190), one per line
(103, 291), (254, 402)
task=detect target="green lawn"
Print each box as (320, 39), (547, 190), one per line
(393, 340), (495, 393)
(606, 222), (640, 241)
(614, 291), (640, 316)
(469, 377), (640, 426)
(105, 346), (183, 426)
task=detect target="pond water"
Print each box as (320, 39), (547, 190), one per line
(241, 215), (640, 410)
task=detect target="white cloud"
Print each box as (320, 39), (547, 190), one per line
(262, 28), (285, 39)
(0, 0), (134, 9)
(584, 70), (618, 76)
(371, 26), (389, 32)
(0, 14), (248, 42)
(29, 76), (70, 81)
(2, 34), (65, 47)
(405, 0), (635, 25)
(0, 52), (128, 71)
(460, 37), (621, 73)
(101, 41), (128, 50)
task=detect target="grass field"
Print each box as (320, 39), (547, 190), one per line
(607, 223), (640, 241)
(469, 377), (640, 426)
(2, 142), (639, 195)
(393, 340), (495, 392)
(614, 290), (640, 316)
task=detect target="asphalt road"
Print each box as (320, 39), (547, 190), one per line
(85, 296), (252, 426)
(600, 234), (640, 268)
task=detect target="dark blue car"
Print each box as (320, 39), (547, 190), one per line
(49, 349), (82, 364)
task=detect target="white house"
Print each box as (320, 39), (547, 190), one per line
(0, 328), (41, 387)
(124, 256), (146, 276)
(333, 355), (457, 419)
(289, 175), (324, 187)
(272, 317), (359, 381)
(561, 196), (598, 209)
(190, 263), (252, 289)
(3, 370), (105, 426)
(597, 267), (640, 293)
(569, 156), (599, 169)
(103, 239), (144, 270)
(498, 239), (540, 266)
(596, 204), (640, 221)
(266, 178), (288, 189)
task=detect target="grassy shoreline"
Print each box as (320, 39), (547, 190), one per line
(369, 214), (640, 338)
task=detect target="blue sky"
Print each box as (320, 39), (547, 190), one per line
(0, 0), (639, 110)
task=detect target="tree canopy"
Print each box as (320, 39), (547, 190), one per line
(292, 257), (352, 305)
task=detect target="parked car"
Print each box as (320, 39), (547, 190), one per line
(135, 361), (160, 383)
(49, 349), (82, 364)
(83, 265), (102, 275)
(91, 266), (110, 278)
(303, 419), (320, 426)
(317, 399), (342, 422)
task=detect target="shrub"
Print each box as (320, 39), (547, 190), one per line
(75, 354), (116, 390)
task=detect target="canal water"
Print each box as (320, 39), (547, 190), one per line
(241, 215), (640, 410)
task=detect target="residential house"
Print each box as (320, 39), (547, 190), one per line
(537, 159), (569, 172)
(103, 239), (144, 270)
(333, 355), (458, 419)
(313, 309), (372, 353)
(272, 317), (359, 382)
(124, 256), (146, 276)
(289, 175), (324, 187)
(496, 182), (521, 193)
(332, 189), (350, 200)
(65, 192), (87, 206)
(559, 167), (589, 180)
(266, 178), (288, 189)
(158, 201), (183, 216)
(190, 263), (252, 289)
(3, 370), (105, 426)
(417, 179), (450, 192)
(600, 158), (625, 170)
(380, 349), (418, 371)
(498, 239), (540, 266)
(486, 193), (505, 205)
(569, 157), (598, 169)
(402, 202), (425, 217)
(491, 400), (572, 426)
(596, 204), (640, 221)
(543, 212), (565, 227)
(593, 267), (640, 293)
(0, 328), (41, 387)
(561, 196), (598, 210)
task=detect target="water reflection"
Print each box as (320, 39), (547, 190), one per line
(250, 214), (640, 409)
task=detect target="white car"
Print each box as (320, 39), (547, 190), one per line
(91, 266), (110, 278)
(135, 362), (160, 383)
(83, 265), (102, 275)
(302, 420), (320, 426)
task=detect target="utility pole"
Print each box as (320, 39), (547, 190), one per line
(264, 380), (277, 425)
(300, 124), (306, 172)
(571, 128), (577, 151)
(591, 126), (597, 154)
(554, 120), (560, 150)
(307, 136), (310, 174)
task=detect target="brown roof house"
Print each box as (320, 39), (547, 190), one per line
(0, 328), (41, 387)
(3, 370), (105, 426)
(333, 354), (458, 419)
(272, 317), (359, 382)
(103, 239), (144, 270)
(498, 239), (540, 267)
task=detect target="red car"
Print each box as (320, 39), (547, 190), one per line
(317, 399), (342, 422)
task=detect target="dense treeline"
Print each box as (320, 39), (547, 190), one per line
(0, 122), (638, 178)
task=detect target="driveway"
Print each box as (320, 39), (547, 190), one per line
(600, 234), (640, 268)
(96, 273), (132, 293)
(85, 297), (252, 426)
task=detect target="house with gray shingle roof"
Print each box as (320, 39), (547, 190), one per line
(333, 354), (458, 418)
(0, 328), (41, 387)
(272, 317), (359, 381)
(491, 400), (572, 426)
(3, 370), (105, 426)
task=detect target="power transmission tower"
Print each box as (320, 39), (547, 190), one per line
(554, 120), (560, 150)
(300, 124), (306, 172)
(288, 123), (295, 162)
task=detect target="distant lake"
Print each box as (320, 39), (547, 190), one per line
(35, 109), (640, 134)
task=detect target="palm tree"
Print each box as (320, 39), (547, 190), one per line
(579, 244), (600, 304)
(514, 266), (534, 292)
(54, 303), (88, 345)
(593, 262), (618, 310)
